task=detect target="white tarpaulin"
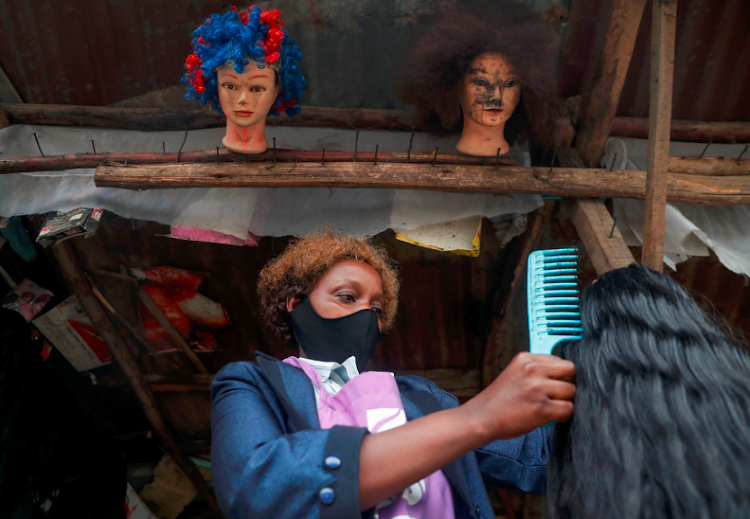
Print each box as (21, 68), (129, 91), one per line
(0, 124), (541, 238)
(604, 137), (750, 276)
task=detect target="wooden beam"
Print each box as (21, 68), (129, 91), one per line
(51, 242), (218, 512)
(668, 157), (750, 176)
(642, 0), (677, 272)
(3, 100), (749, 143)
(138, 287), (209, 374)
(576, 0), (649, 166)
(610, 117), (750, 143)
(94, 161), (750, 205)
(0, 148), (514, 175)
(2, 103), (415, 132)
(568, 198), (635, 275)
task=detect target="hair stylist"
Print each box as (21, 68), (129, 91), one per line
(210, 232), (577, 519)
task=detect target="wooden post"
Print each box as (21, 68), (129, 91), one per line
(642, 0), (678, 272)
(51, 242), (219, 512)
(576, 0), (648, 166)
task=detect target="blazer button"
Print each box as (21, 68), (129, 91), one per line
(319, 487), (335, 505)
(324, 456), (341, 469)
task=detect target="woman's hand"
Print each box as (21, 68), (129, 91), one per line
(465, 352), (577, 441)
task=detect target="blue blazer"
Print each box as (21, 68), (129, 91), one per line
(210, 352), (551, 519)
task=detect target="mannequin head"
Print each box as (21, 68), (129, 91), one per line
(183, 6), (306, 153)
(400, 0), (557, 156)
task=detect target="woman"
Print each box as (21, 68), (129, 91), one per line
(211, 231), (576, 518)
(548, 265), (750, 518)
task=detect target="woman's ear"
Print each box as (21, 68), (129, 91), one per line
(286, 294), (301, 312)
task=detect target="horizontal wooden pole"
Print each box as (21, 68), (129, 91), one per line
(668, 156), (750, 176)
(3, 103), (748, 143)
(94, 161), (750, 205)
(5, 149), (746, 176)
(611, 116), (750, 143)
(2, 103), (415, 132)
(0, 148), (514, 175)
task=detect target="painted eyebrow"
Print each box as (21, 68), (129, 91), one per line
(248, 74), (270, 79)
(223, 73), (238, 79)
(468, 67), (489, 75)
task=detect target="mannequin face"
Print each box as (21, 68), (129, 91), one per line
(460, 52), (521, 128)
(217, 60), (279, 128)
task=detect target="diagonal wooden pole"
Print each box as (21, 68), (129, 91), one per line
(52, 242), (219, 512)
(642, 0), (678, 272)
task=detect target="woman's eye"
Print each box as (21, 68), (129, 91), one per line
(372, 306), (384, 317)
(223, 83), (236, 90)
(472, 79), (488, 87)
(337, 293), (356, 303)
(505, 80), (518, 88)
(251, 86), (265, 93)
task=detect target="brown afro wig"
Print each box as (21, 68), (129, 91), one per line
(257, 231), (400, 346)
(399, 0), (559, 147)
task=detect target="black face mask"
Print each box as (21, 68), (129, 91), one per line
(289, 296), (382, 372)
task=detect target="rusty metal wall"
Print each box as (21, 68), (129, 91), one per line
(0, 0), (564, 109)
(559, 0), (750, 122)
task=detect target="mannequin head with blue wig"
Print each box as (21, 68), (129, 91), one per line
(183, 6), (306, 154)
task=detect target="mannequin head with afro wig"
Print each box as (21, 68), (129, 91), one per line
(183, 6), (306, 154)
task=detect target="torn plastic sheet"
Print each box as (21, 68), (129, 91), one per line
(0, 124), (542, 238)
(604, 137), (750, 276)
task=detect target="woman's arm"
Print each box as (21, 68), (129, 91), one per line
(358, 352), (575, 510)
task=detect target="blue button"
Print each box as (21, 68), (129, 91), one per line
(319, 487), (335, 505)
(324, 456), (341, 469)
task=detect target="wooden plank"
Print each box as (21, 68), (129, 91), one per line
(138, 287), (209, 374)
(0, 148), (514, 175)
(51, 242), (218, 512)
(94, 161), (750, 205)
(2, 103), (415, 132)
(576, 0), (649, 166)
(569, 198), (635, 275)
(642, 0), (678, 272)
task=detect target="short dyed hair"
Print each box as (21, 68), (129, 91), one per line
(183, 6), (306, 116)
(257, 231), (400, 346)
(399, 0), (558, 146)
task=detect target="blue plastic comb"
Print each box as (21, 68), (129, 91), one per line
(527, 248), (583, 355)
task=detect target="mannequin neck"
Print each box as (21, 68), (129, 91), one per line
(222, 118), (269, 154)
(456, 115), (511, 157)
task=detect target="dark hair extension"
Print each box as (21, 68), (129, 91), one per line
(548, 265), (750, 519)
(398, 0), (558, 147)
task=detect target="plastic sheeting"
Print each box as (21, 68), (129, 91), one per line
(0, 124), (541, 239)
(604, 137), (750, 276)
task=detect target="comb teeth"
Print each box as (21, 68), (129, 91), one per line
(527, 248), (583, 355)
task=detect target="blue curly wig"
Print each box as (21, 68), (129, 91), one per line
(183, 6), (305, 116)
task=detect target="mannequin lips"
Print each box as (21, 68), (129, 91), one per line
(483, 107), (504, 114)
(234, 110), (254, 117)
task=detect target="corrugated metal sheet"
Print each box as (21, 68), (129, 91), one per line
(559, 0), (750, 122)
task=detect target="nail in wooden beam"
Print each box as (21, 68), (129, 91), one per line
(138, 287), (209, 374)
(642, 0), (677, 272)
(51, 241), (218, 512)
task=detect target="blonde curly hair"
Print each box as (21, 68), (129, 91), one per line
(257, 231), (400, 345)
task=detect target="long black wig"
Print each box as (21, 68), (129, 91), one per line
(549, 264), (750, 519)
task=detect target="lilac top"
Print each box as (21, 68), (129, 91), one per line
(284, 357), (456, 519)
